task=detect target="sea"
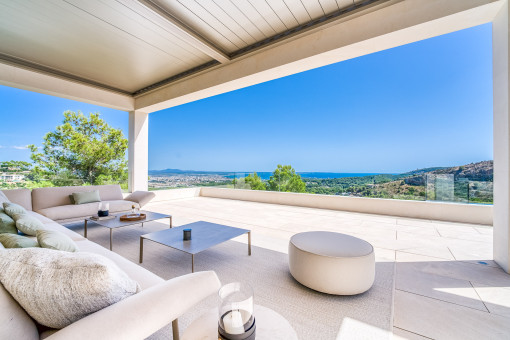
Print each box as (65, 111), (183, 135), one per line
(229, 172), (382, 180)
(148, 170), (383, 180)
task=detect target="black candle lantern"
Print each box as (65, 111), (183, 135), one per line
(218, 282), (256, 340)
(183, 229), (192, 241)
(97, 202), (109, 217)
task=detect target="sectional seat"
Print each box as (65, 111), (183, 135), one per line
(0, 187), (220, 340)
(25, 185), (155, 223)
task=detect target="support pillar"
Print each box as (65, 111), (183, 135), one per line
(493, 0), (510, 273)
(128, 110), (149, 192)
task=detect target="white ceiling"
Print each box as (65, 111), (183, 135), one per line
(0, 0), (373, 95)
(155, 0), (363, 54)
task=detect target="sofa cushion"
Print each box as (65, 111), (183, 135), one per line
(1, 188), (32, 210)
(37, 230), (78, 252)
(0, 248), (140, 329)
(0, 284), (39, 340)
(0, 234), (39, 248)
(0, 190), (9, 204)
(32, 185), (123, 211)
(26, 210), (54, 224)
(14, 214), (46, 236)
(24, 210), (85, 241)
(42, 222), (85, 241)
(3, 202), (27, 217)
(75, 239), (163, 290)
(0, 210), (17, 234)
(37, 200), (139, 222)
(72, 190), (101, 205)
(0, 242), (4, 249)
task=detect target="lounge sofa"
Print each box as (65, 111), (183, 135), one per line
(12, 185), (155, 223)
(0, 187), (220, 340)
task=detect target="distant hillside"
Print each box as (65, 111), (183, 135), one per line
(402, 161), (493, 186)
(400, 167), (447, 176)
(430, 160), (493, 181)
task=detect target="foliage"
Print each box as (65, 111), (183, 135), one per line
(267, 165), (306, 193)
(28, 111), (128, 186)
(244, 172), (267, 190)
(0, 161), (32, 172)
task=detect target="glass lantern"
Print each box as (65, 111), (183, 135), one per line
(218, 282), (255, 340)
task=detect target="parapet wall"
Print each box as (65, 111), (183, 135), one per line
(199, 187), (493, 225)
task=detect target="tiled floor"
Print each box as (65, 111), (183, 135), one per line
(145, 197), (510, 339)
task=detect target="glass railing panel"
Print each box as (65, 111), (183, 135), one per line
(468, 180), (493, 204)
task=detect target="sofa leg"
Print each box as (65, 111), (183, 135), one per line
(172, 319), (180, 340)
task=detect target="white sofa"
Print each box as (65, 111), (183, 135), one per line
(0, 188), (220, 340)
(25, 185), (155, 223)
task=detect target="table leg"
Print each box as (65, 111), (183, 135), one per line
(84, 219), (88, 238)
(169, 216), (173, 228)
(191, 254), (194, 273)
(172, 319), (180, 340)
(139, 238), (143, 263)
(248, 231), (251, 256)
(110, 229), (113, 251)
(141, 222), (144, 228)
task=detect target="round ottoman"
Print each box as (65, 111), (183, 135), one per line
(288, 231), (375, 295)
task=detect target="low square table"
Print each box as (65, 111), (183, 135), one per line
(139, 221), (251, 272)
(84, 211), (172, 251)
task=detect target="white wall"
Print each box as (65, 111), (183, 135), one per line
(150, 188), (201, 203)
(200, 188), (493, 225)
(128, 111), (149, 192)
(493, 0), (510, 272)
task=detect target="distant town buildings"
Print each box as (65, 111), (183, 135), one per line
(0, 172), (26, 182)
(149, 174), (230, 189)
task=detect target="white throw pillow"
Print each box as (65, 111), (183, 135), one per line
(0, 248), (140, 328)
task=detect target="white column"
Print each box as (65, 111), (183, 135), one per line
(128, 110), (149, 192)
(493, 0), (510, 273)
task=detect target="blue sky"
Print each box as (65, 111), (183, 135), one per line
(0, 24), (493, 173)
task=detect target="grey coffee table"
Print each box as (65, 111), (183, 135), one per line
(139, 221), (251, 272)
(84, 211), (172, 251)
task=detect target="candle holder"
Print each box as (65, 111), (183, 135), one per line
(183, 229), (192, 241)
(218, 282), (255, 340)
(97, 202), (109, 217)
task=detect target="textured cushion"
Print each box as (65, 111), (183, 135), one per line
(0, 248), (141, 328)
(72, 190), (101, 205)
(37, 230), (78, 252)
(3, 202), (27, 217)
(14, 214), (46, 236)
(0, 190), (9, 204)
(0, 210), (17, 234)
(124, 191), (156, 208)
(0, 234), (39, 248)
(32, 185), (123, 211)
(75, 239), (164, 290)
(37, 200), (139, 222)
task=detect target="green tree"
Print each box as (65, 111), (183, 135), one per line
(28, 111), (128, 186)
(244, 172), (267, 190)
(267, 165), (306, 193)
(0, 161), (32, 172)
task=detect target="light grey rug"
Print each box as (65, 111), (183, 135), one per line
(66, 220), (394, 340)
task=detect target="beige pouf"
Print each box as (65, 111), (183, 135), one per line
(289, 231), (375, 295)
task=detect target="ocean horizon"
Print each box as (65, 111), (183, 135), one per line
(148, 169), (388, 180)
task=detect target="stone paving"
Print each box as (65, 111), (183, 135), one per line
(145, 197), (510, 339)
